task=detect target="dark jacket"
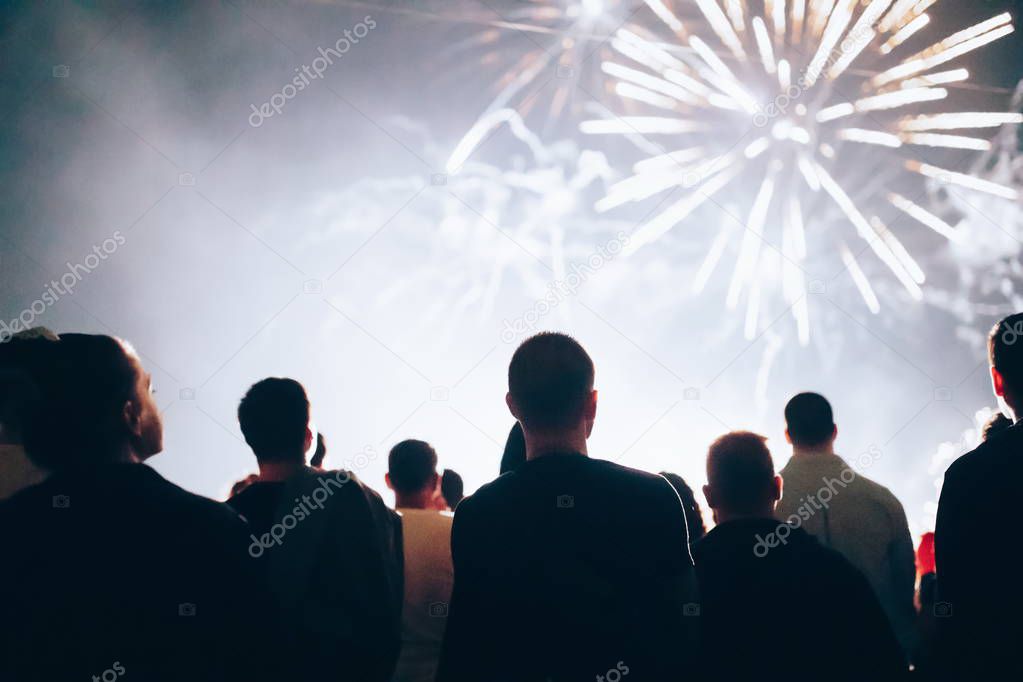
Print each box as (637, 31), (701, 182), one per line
(0, 462), (280, 682)
(935, 419), (1023, 681)
(693, 518), (906, 681)
(228, 467), (403, 682)
(436, 453), (698, 682)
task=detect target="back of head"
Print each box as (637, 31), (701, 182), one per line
(237, 377), (310, 462)
(784, 392), (835, 448)
(441, 468), (464, 508)
(20, 333), (147, 470)
(660, 472), (706, 542)
(989, 313), (1023, 396)
(508, 332), (594, 431)
(982, 412), (1013, 442)
(387, 439), (437, 495)
(0, 331), (59, 445)
(706, 431), (776, 517)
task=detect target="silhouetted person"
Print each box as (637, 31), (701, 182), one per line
(0, 328), (57, 500)
(228, 377), (402, 682)
(695, 431), (905, 681)
(310, 431), (327, 469)
(776, 392), (916, 657)
(499, 420), (525, 474)
(385, 439), (453, 682)
(0, 334), (278, 681)
(660, 471), (707, 543)
(437, 332), (697, 682)
(936, 313), (1023, 680)
(440, 468), (464, 509)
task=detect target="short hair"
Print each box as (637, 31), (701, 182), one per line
(508, 333), (594, 430)
(20, 334), (141, 470)
(989, 313), (1023, 394)
(660, 472), (706, 543)
(441, 469), (464, 508)
(387, 439), (437, 494)
(784, 392), (835, 447)
(0, 333), (58, 443)
(706, 431), (775, 515)
(237, 378), (309, 462)
(982, 412), (1013, 442)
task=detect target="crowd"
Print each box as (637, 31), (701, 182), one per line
(1, 313), (1021, 681)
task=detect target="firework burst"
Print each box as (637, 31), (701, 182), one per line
(583, 0), (1022, 344)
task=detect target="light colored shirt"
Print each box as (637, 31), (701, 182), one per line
(394, 508), (453, 682)
(0, 443), (47, 500)
(776, 451), (917, 657)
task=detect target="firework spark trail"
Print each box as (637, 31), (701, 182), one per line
(581, 0), (1022, 344)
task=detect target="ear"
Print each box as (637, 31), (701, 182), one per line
(702, 484), (716, 510)
(584, 389), (597, 421)
(384, 473), (393, 491)
(784, 429), (792, 445)
(771, 475), (783, 503)
(303, 427), (314, 453)
(122, 398), (143, 438)
(992, 366), (1006, 398)
(831, 424), (838, 442)
(506, 392), (520, 419)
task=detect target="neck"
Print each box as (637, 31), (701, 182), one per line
(523, 425), (588, 461)
(713, 507), (775, 525)
(792, 442), (834, 457)
(395, 489), (435, 510)
(257, 458), (305, 482)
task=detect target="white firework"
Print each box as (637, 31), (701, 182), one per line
(583, 0), (1022, 345)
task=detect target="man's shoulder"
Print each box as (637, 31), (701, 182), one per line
(946, 424), (1023, 484)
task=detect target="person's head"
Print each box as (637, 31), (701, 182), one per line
(784, 392), (837, 450)
(506, 333), (596, 456)
(499, 421), (526, 474)
(310, 432), (327, 469)
(989, 313), (1023, 420)
(237, 378), (311, 464)
(660, 472), (707, 543)
(704, 431), (781, 523)
(0, 329), (59, 446)
(386, 439), (438, 509)
(20, 333), (163, 469)
(441, 468), (464, 509)
(982, 411), (1013, 442)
